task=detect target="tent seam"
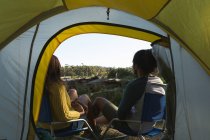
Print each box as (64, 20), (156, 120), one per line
(168, 36), (176, 139)
(150, 0), (172, 19)
(62, 0), (68, 10)
(21, 24), (40, 140)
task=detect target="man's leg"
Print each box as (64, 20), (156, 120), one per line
(92, 97), (118, 124)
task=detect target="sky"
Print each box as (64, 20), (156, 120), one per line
(54, 33), (151, 68)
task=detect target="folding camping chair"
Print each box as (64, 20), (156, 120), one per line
(101, 93), (166, 140)
(37, 92), (98, 140)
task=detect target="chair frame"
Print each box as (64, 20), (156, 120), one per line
(100, 118), (164, 140)
(100, 89), (166, 140)
(38, 91), (98, 140)
(100, 118), (144, 140)
(38, 118), (99, 140)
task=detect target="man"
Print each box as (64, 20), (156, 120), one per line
(88, 49), (166, 134)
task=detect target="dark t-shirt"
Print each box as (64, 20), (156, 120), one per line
(117, 77), (148, 119)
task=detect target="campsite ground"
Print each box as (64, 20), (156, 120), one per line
(59, 126), (149, 139)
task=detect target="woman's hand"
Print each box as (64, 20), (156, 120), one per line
(71, 99), (87, 115)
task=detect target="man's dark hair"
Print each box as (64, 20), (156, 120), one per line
(133, 49), (157, 74)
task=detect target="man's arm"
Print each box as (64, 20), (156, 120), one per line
(117, 77), (147, 119)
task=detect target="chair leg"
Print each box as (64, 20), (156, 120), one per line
(49, 125), (56, 139)
(139, 135), (146, 140)
(81, 119), (99, 140)
(100, 119), (114, 140)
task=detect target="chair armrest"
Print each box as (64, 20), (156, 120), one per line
(51, 118), (87, 125)
(101, 118), (164, 140)
(109, 118), (141, 124)
(153, 119), (165, 130)
(49, 119), (97, 138)
(50, 119), (93, 131)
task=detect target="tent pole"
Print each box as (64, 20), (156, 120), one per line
(20, 24), (40, 140)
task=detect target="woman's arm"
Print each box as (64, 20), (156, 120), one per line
(71, 99), (87, 115)
(49, 84), (80, 121)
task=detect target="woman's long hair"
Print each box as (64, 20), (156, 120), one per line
(46, 55), (63, 87)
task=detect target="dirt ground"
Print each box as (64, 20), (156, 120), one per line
(56, 125), (161, 140)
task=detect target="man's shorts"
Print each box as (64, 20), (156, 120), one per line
(102, 100), (133, 133)
(102, 101), (118, 121)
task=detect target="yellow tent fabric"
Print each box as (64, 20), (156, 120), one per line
(154, 0), (210, 75)
(33, 23), (162, 123)
(64, 0), (169, 19)
(0, 0), (65, 49)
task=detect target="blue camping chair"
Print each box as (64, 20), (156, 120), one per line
(37, 92), (98, 139)
(101, 92), (166, 140)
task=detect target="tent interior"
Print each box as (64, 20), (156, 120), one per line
(1, 1), (210, 140)
(33, 26), (173, 139)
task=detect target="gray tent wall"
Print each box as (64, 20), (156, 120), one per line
(0, 7), (167, 140)
(154, 38), (210, 140)
(147, 36), (210, 140)
(170, 38), (210, 140)
(0, 27), (38, 140)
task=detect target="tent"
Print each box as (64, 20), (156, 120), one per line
(0, 1), (210, 140)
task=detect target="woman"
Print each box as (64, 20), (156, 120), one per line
(89, 49), (166, 134)
(45, 55), (85, 123)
